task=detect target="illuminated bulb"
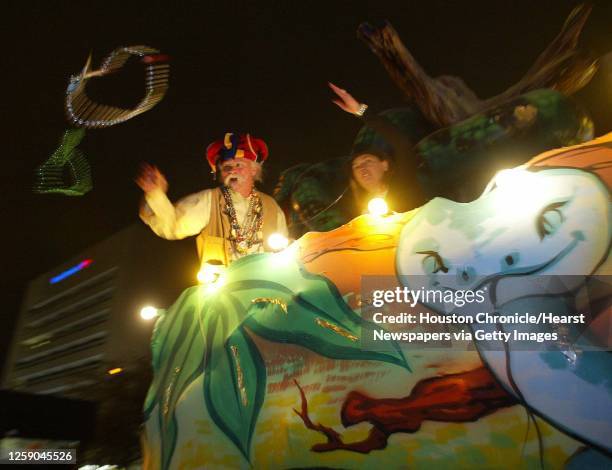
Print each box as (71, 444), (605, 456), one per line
(206, 274), (226, 292)
(268, 233), (289, 251)
(198, 261), (225, 284)
(272, 242), (298, 265)
(108, 367), (123, 375)
(140, 306), (158, 320)
(368, 197), (388, 216)
(197, 269), (214, 284)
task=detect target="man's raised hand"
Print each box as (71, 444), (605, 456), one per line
(136, 163), (168, 193)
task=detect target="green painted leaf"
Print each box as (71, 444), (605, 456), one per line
(145, 253), (410, 467)
(144, 287), (202, 418)
(221, 255), (408, 369)
(160, 413), (177, 470)
(143, 286), (210, 470)
(243, 292), (408, 370)
(204, 323), (266, 461)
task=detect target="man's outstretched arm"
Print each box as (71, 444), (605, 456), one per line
(136, 163), (212, 240)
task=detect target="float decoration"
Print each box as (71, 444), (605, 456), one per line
(293, 366), (517, 453)
(276, 5), (600, 233)
(274, 158), (353, 236)
(143, 4), (611, 467)
(415, 88), (593, 201)
(278, 88), (594, 235)
(352, 106), (434, 157)
(144, 253), (407, 469)
(396, 142), (612, 453)
(144, 133), (612, 469)
(358, 3), (597, 128)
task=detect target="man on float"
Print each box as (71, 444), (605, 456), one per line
(137, 132), (288, 268)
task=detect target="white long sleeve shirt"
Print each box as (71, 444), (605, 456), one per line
(139, 187), (288, 256)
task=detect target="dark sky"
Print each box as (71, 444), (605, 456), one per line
(3, 0), (612, 370)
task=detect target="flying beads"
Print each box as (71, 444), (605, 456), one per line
(65, 45), (169, 128)
(34, 128), (92, 196)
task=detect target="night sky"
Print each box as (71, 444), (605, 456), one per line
(3, 0), (612, 372)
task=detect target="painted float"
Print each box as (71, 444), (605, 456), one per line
(142, 134), (612, 469)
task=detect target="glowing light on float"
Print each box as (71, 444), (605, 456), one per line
(267, 233), (289, 251)
(271, 242), (299, 266)
(140, 306), (159, 320)
(368, 197), (389, 216)
(197, 261), (225, 285)
(107, 367), (123, 375)
(200, 274), (226, 296)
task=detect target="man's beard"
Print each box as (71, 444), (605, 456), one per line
(224, 174), (245, 188)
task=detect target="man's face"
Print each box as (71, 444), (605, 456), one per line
(219, 159), (257, 190)
(351, 154), (389, 193)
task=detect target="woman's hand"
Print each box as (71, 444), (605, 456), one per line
(328, 82), (365, 116)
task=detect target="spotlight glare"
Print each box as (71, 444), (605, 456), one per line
(368, 197), (388, 216)
(272, 242), (298, 265)
(140, 306), (158, 320)
(198, 261), (225, 284)
(205, 274), (226, 293)
(268, 233), (289, 251)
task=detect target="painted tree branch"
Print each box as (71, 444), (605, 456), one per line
(294, 367), (516, 454)
(293, 380), (388, 453)
(358, 3), (597, 128)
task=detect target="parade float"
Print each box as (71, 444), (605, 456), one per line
(141, 5), (611, 469)
(141, 132), (612, 469)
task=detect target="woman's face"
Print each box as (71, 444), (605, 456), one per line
(351, 154), (389, 193)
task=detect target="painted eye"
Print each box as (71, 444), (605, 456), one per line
(536, 201), (567, 240)
(417, 250), (449, 274)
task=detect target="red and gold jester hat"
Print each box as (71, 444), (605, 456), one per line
(205, 132), (269, 170)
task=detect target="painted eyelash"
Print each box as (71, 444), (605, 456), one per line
(536, 201), (568, 240)
(416, 250), (449, 273)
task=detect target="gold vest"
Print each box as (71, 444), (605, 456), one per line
(195, 187), (280, 266)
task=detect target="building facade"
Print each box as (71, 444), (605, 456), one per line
(2, 223), (198, 399)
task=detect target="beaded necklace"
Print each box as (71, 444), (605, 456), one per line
(221, 186), (263, 255)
